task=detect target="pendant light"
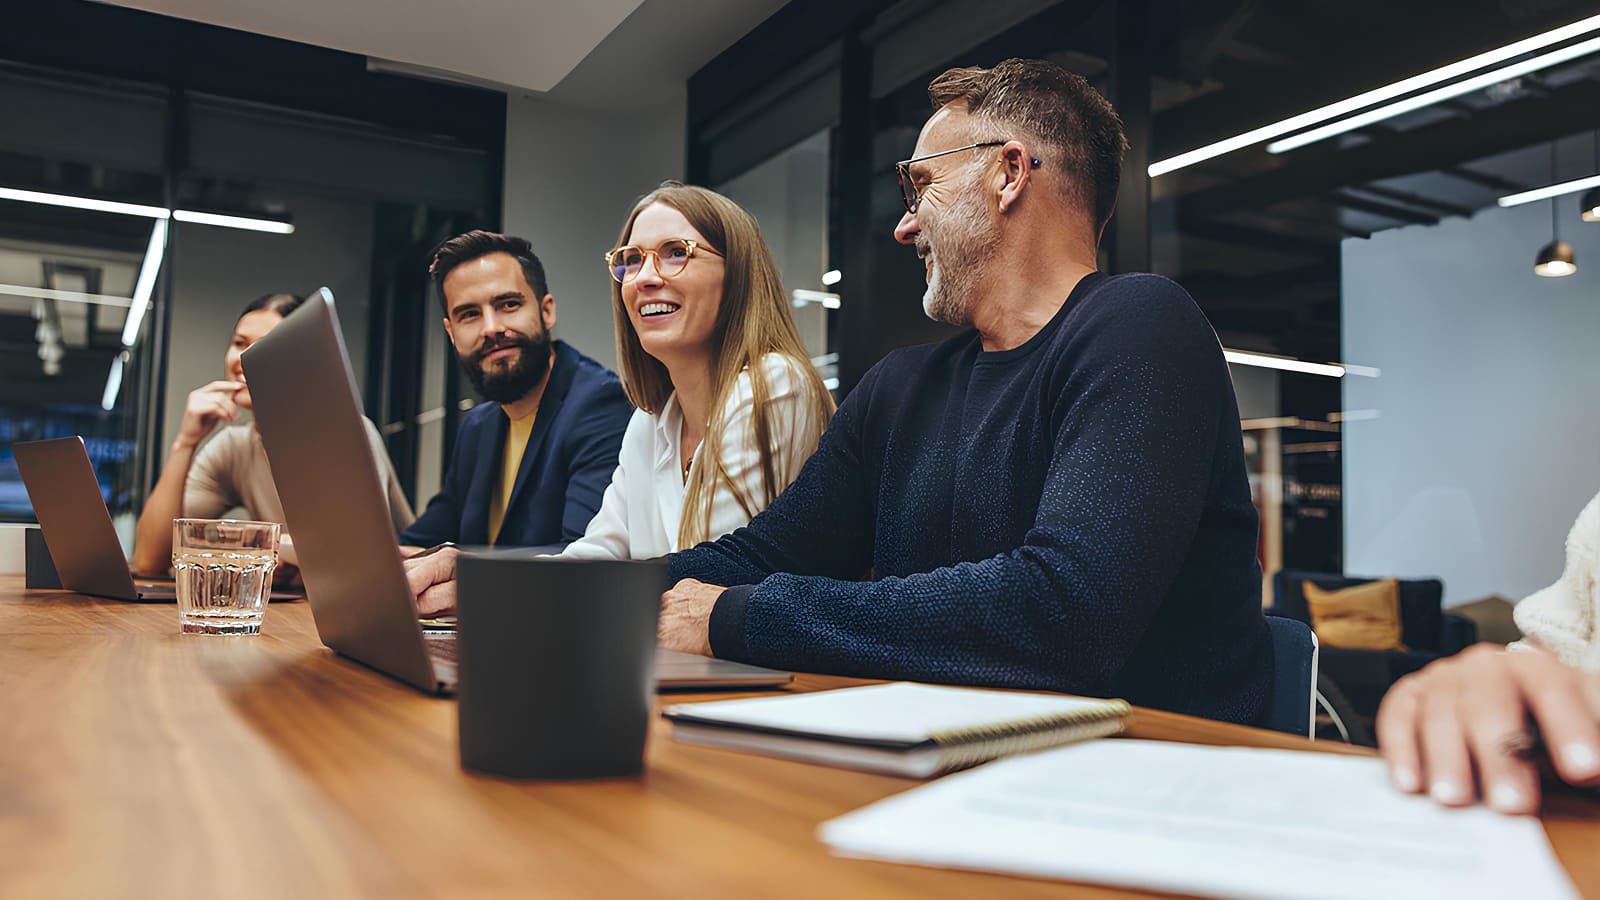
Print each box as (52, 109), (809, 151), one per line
(1582, 131), (1600, 222)
(1535, 142), (1577, 276)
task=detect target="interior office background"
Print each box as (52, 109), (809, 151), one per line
(2, 0), (1597, 616)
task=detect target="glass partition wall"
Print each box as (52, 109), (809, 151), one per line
(0, 64), (498, 539)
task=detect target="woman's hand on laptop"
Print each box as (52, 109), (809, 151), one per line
(404, 544), (459, 616)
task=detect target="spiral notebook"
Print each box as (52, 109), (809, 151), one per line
(663, 682), (1130, 778)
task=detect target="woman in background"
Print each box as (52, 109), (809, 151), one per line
(131, 292), (414, 576)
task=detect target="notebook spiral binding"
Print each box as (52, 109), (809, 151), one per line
(925, 699), (1132, 774)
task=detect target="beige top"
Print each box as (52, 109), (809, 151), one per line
(183, 419), (416, 534)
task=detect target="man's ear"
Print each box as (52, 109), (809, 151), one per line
(996, 140), (1034, 214)
(442, 316), (455, 343)
(542, 293), (557, 331)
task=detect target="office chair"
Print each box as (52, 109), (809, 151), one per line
(1270, 570), (1476, 718)
(1262, 615), (1319, 737)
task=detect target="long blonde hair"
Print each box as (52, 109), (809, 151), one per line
(609, 182), (836, 550)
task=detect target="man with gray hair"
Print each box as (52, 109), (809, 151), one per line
(407, 59), (1272, 724)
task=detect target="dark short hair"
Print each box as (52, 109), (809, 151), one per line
(927, 58), (1128, 235)
(429, 230), (549, 314)
(237, 292), (304, 325)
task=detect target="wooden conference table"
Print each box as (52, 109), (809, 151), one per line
(2, 577), (1597, 899)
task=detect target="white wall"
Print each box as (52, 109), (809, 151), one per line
(162, 191), (375, 453)
(1343, 194), (1600, 607)
(501, 93), (687, 371)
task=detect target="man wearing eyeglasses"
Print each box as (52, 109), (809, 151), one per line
(398, 230), (632, 550)
(657, 57), (1270, 726)
(406, 61), (1270, 726)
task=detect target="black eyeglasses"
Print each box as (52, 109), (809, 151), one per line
(894, 141), (1006, 214)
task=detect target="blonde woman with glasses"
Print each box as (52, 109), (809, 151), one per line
(558, 181), (835, 560)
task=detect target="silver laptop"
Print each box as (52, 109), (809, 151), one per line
(14, 436), (306, 602)
(13, 436), (180, 601)
(241, 287), (791, 695)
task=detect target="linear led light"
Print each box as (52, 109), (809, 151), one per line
(1224, 349), (1346, 378)
(0, 185), (169, 219)
(821, 269), (842, 286)
(1, 185), (293, 233)
(1148, 13), (1600, 176)
(120, 220), (168, 348)
(172, 209), (295, 234)
(1497, 173), (1600, 207)
(101, 351), (127, 412)
(1267, 33), (1600, 154)
(0, 283), (136, 308)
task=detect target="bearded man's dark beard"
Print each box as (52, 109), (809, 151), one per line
(461, 327), (552, 403)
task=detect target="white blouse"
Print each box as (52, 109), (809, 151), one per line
(561, 353), (826, 560)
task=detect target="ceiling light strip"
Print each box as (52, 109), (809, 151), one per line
(172, 209), (295, 234)
(1267, 34), (1600, 154)
(1148, 13), (1600, 177)
(0, 284), (137, 308)
(100, 353), (126, 412)
(1224, 349), (1346, 378)
(1497, 173), (1600, 207)
(1, 185), (293, 233)
(120, 220), (168, 348)
(0, 185), (170, 219)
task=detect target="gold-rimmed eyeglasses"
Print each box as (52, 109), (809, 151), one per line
(894, 141), (1006, 214)
(604, 238), (723, 284)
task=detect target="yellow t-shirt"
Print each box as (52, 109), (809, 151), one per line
(487, 410), (537, 545)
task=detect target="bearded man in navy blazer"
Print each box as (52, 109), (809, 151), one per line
(400, 231), (632, 549)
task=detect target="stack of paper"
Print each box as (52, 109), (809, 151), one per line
(820, 739), (1576, 900)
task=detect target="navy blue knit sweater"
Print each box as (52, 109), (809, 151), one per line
(669, 272), (1271, 725)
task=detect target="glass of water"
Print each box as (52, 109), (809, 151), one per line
(171, 518), (280, 635)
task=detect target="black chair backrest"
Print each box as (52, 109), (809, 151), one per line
(1262, 615), (1317, 736)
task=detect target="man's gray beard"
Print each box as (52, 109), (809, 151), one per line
(921, 173), (1000, 328)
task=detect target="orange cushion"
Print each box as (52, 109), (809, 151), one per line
(1303, 578), (1408, 652)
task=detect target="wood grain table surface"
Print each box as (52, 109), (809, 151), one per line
(2, 576), (1595, 898)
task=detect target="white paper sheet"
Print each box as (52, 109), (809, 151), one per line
(820, 739), (1577, 900)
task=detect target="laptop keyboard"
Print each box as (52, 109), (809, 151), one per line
(422, 630), (458, 664)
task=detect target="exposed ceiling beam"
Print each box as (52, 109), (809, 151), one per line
(1176, 216), (1338, 257)
(1327, 192), (1439, 226)
(1441, 166), (1529, 193)
(1182, 261), (1340, 308)
(1350, 184), (1473, 218)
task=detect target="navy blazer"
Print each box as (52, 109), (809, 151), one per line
(401, 341), (631, 548)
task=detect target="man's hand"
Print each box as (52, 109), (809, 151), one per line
(1377, 642), (1600, 814)
(404, 545), (460, 616)
(659, 578), (724, 657)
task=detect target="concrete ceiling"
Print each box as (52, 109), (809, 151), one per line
(100, 0), (648, 93)
(100, 0), (792, 103)
(545, 0), (793, 107)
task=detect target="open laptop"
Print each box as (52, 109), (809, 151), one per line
(14, 436), (305, 602)
(13, 436), (179, 601)
(241, 288), (791, 695)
